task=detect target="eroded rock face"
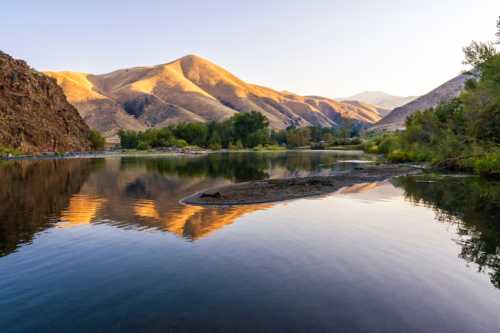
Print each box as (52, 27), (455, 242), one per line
(0, 51), (92, 153)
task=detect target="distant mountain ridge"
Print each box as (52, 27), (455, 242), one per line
(338, 91), (417, 113)
(372, 74), (472, 131)
(46, 55), (383, 137)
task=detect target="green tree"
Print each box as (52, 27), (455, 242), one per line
(89, 130), (105, 150)
(172, 122), (209, 147)
(232, 111), (270, 147)
(118, 130), (139, 149)
(496, 15), (500, 44)
(462, 41), (497, 68)
(208, 131), (222, 150)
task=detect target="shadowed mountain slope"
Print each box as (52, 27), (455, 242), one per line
(47, 55), (383, 136)
(0, 51), (92, 152)
(372, 74), (473, 131)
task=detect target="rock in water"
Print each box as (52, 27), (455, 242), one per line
(0, 51), (92, 153)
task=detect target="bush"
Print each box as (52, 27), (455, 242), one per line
(136, 141), (151, 151)
(208, 143), (222, 150)
(0, 145), (21, 157)
(89, 130), (105, 150)
(473, 150), (500, 176)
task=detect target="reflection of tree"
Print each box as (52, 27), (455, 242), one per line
(0, 159), (99, 256)
(120, 152), (356, 182)
(393, 176), (500, 289)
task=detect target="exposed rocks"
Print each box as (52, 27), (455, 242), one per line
(0, 51), (92, 153)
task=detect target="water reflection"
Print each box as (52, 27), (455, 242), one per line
(0, 159), (99, 256)
(1, 153), (500, 293)
(393, 175), (500, 289)
(0, 152), (361, 255)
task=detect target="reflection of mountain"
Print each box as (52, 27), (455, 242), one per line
(338, 182), (384, 194)
(73, 157), (272, 240)
(394, 176), (500, 289)
(0, 152), (372, 253)
(0, 159), (96, 256)
(59, 195), (107, 227)
(137, 203), (271, 241)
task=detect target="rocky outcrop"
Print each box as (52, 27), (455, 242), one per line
(0, 51), (92, 153)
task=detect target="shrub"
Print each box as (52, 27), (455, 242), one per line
(89, 130), (105, 150)
(136, 141), (151, 151)
(0, 145), (21, 157)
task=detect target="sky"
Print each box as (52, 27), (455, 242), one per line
(2, 0), (499, 97)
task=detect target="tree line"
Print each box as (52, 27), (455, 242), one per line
(119, 111), (362, 150)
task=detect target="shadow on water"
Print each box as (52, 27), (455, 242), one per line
(393, 175), (500, 289)
(0, 159), (102, 256)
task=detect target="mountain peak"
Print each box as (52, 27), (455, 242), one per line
(46, 55), (384, 136)
(339, 91), (418, 111)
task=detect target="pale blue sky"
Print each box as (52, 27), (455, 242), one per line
(2, 0), (499, 97)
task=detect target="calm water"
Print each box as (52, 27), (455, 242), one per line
(0, 152), (499, 333)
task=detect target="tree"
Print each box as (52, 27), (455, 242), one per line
(496, 16), (500, 44)
(89, 130), (105, 150)
(208, 131), (222, 150)
(232, 111), (270, 147)
(172, 122), (209, 147)
(462, 41), (497, 68)
(118, 130), (139, 149)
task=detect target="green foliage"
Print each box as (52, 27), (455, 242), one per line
(473, 150), (500, 176)
(89, 130), (105, 151)
(232, 111), (269, 147)
(363, 53), (500, 176)
(172, 122), (208, 147)
(0, 145), (21, 157)
(462, 41), (497, 68)
(118, 110), (363, 151)
(119, 111), (274, 150)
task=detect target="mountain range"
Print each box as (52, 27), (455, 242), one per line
(338, 91), (417, 114)
(46, 55), (384, 137)
(372, 73), (472, 131)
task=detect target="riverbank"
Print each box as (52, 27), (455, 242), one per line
(1, 146), (370, 161)
(0, 147), (210, 161)
(182, 164), (422, 206)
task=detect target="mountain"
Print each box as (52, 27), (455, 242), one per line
(46, 55), (383, 137)
(0, 51), (92, 153)
(339, 91), (417, 113)
(372, 74), (472, 131)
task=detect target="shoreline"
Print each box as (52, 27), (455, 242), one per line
(181, 164), (423, 206)
(0, 147), (368, 161)
(0, 147), (211, 161)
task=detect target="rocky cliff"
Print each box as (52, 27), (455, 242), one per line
(0, 51), (92, 153)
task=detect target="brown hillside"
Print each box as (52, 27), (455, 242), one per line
(372, 74), (472, 131)
(47, 55), (382, 136)
(0, 51), (92, 153)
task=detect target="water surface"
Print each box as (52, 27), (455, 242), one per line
(0, 152), (499, 332)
